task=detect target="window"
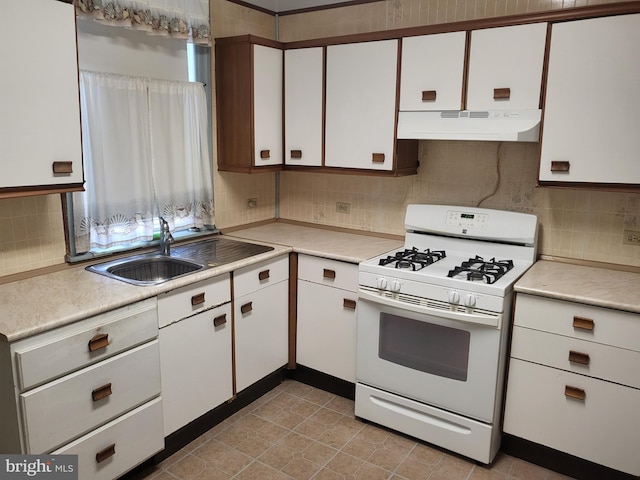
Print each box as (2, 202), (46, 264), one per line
(65, 23), (214, 262)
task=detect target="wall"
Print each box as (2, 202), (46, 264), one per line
(276, 0), (640, 268)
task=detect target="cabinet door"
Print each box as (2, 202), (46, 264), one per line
(159, 304), (232, 436)
(285, 47), (324, 166)
(297, 281), (358, 382)
(539, 14), (640, 185)
(254, 45), (283, 167)
(325, 40), (398, 170)
(0, 0), (83, 191)
(399, 32), (466, 111)
(234, 281), (288, 392)
(467, 23), (547, 111)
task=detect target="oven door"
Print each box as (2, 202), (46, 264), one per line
(356, 294), (505, 423)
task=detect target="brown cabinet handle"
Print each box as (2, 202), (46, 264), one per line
(564, 385), (586, 401)
(372, 153), (385, 163)
(422, 90), (437, 102)
(88, 333), (109, 352)
(258, 269), (270, 281)
(191, 292), (205, 306)
(573, 316), (594, 331)
(568, 350), (590, 365)
(96, 443), (116, 463)
(92, 383), (112, 402)
(323, 269), (336, 280)
(52, 161), (73, 174)
(493, 87), (511, 100)
(551, 161), (571, 172)
(290, 150), (302, 159)
(343, 298), (357, 310)
(214, 314), (227, 327)
(241, 302), (253, 314)
(260, 150), (270, 159)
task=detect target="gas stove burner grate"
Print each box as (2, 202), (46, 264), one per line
(379, 247), (446, 271)
(447, 256), (514, 284)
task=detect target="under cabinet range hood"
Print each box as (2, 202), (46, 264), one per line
(397, 109), (542, 142)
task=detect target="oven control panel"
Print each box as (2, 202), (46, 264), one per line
(446, 210), (488, 229)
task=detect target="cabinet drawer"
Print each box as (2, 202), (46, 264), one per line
(158, 274), (230, 328)
(52, 398), (163, 480)
(233, 256), (289, 298)
(504, 359), (640, 476)
(14, 298), (158, 391)
(511, 326), (640, 389)
(514, 294), (640, 352)
(20, 341), (161, 453)
(298, 255), (358, 291)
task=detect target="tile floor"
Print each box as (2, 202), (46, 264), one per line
(140, 380), (574, 480)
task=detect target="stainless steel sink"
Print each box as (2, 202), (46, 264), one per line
(86, 236), (274, 286)
(88, 254), (204, 286)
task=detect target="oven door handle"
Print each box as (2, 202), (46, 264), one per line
(358, 288), (502, 329)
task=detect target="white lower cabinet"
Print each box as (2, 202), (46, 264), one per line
(0, 298), (162, 479)
(296, 255), (358, 382)
(234, 257), (289, 392)
(159, 303), (232, 436)
(158, 275), (232, 436)
(504, 294), (640, 476)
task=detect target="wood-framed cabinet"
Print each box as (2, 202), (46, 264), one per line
(215, 35), (284, 173)
(0, 0), (84, 197)
(539, 13), (640, 187)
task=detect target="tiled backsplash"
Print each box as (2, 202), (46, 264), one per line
(2, 0), (639, 278)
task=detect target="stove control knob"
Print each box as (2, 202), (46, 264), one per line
(390, 279), (402, 293)
(464, 294), (477, 307)
(448, 291), (460, 304)
(376, 277), (388, 290)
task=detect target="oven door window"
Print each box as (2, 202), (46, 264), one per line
(379, 313), (470, 381)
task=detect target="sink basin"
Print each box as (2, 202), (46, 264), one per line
(88, 254), (204, 286)
(87, 236), (274, 286)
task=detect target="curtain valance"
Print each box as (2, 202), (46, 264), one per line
(76, 0), (210, 45)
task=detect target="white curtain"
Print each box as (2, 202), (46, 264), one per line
(74, 70), (214, 252)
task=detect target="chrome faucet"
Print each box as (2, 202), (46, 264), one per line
(159, 217), (174, 255)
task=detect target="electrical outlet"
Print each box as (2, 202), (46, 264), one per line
(623, 230), (640, 246)
(247, 198), (257, 208)
(336, 202), (351, 214)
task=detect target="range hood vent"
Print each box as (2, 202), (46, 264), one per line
(397, 109), (541, 142)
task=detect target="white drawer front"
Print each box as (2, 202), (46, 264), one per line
(298, 254), (358, 291)
(14, 298), (158, 391)
(514, 294), (640, 352)
(511, 326), (640, 389)
(158, 274), (230, 328)
(21, 341), (161, 453)
(233, 256), (289, 298)
(504, 359), (640, 476)
(53, 398), (163, 480)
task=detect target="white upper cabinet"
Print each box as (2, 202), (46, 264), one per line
(539, 13), (640, 185)
(253, 44), (283, 167)
(325, 40), (399, 171)
(399, 32), (466, 111)
(284, 47), (324, 167)
(0, 0), (84, 194)
(467, 23), (547, 111)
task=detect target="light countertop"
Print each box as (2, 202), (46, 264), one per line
(515, 260), (640, 314)
(225, 221), (403, 264)
(0, 222), (402, 343)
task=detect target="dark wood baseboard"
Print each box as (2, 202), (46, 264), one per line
(289, 364), (355, 400)
(501, 434), (637, 480)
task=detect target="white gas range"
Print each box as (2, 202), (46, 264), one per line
(355, 204), (538, 464)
